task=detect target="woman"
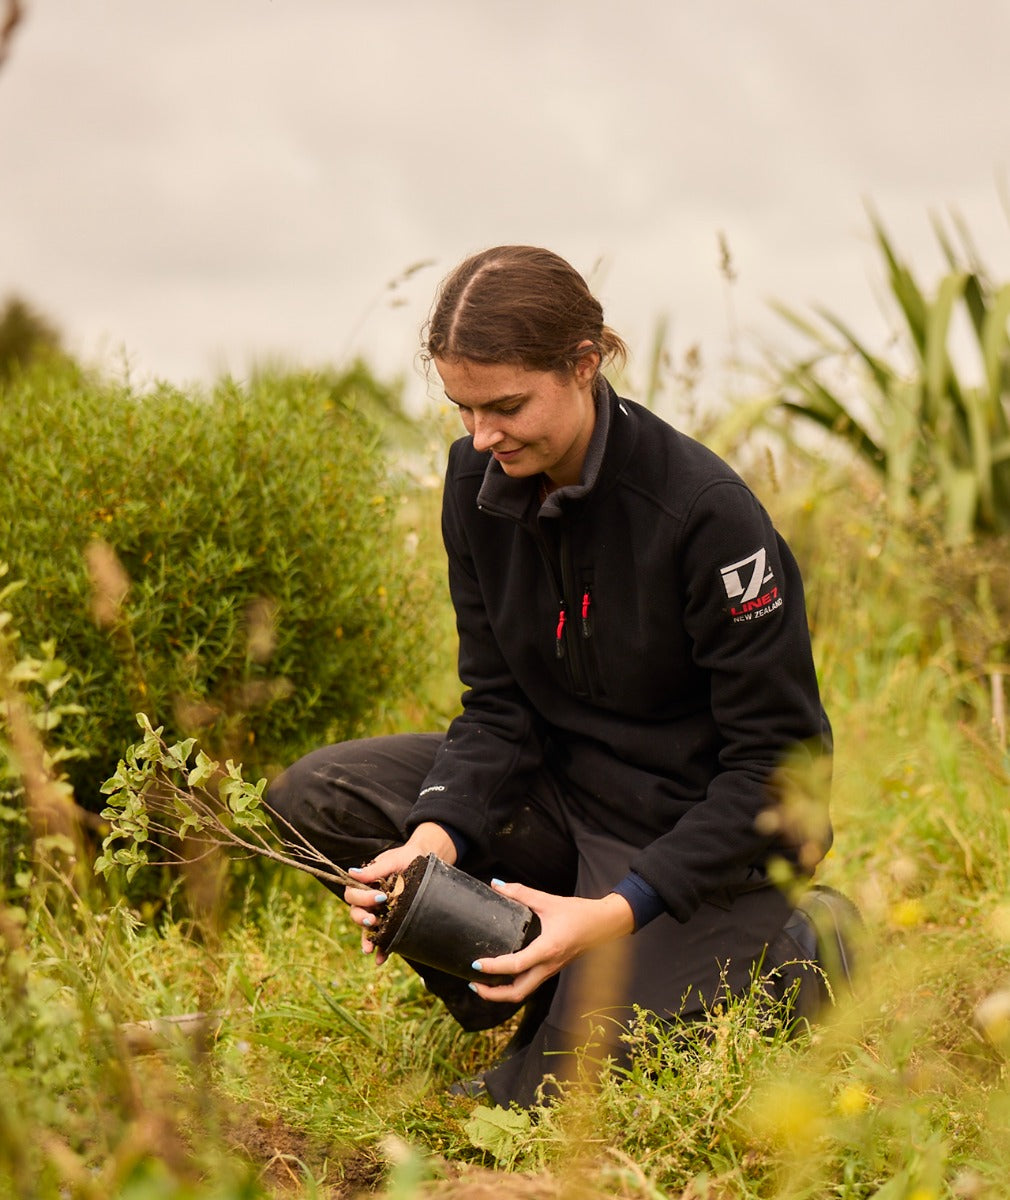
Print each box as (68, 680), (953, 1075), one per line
(267, 246), (837, 1108)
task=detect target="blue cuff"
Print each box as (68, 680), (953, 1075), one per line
(611, 871), (666, 931)
(437, 822), (470, 863)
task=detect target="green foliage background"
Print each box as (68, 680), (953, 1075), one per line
(0, 359), (442, 807)
(2, 215), (1010, 1197)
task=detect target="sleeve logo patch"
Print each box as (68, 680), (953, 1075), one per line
(719, 548), (783, 622)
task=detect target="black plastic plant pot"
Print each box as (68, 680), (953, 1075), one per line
(371, 854), (541, 982)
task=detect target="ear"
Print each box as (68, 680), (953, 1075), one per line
(573, 340), (601, 385)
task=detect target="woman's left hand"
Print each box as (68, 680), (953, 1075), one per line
(467, 881), (635, 1004)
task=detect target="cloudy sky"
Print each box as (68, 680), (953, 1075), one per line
(2, 1), (1009, 408)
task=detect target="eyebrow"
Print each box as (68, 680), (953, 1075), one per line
(444, 391), (527, 410)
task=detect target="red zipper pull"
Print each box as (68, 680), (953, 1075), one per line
(581, 588), (592, 637)
(555, 603), (567, 658)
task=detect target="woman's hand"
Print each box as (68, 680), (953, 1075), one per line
(343, 822), (458, 964)
(467, 882), (635, 1003)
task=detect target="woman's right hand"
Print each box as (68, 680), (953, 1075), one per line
(343, 822), (458, 963)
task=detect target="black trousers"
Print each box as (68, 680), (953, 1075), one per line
(267, 733), (803, 1108)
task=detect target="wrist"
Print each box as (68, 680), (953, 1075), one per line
(595, 891), (636, 941)
(406, 821), (458, 865)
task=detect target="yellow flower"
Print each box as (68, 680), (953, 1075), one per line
(834, 1083), (871, 1116)
(748, 1080), (825, 1146)
(890, 898), (925, 928)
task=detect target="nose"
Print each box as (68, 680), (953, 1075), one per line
(470, 409), (503, 452)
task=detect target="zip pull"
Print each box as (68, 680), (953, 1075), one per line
(555, 602), (567, 658)
(581, 587), (592, 638)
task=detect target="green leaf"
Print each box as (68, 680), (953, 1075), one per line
(178, 813), (203, 836)
(923, 271), (966, 417)
(767, 300), (839, 350)
(962, 387), (995, 524)
(35, 833), (76, 856)
(870, 212), (929, 355)
(136, 713), (160, 737)
(0, 577), (27, 606)
(33, 710), (66, 732)
(164, 738), (196, 770)
(816, 308), (896, 397)
(187, 750), (218, 788)
(883, 379), (923, 519)
(980, 282), (1010, 408)
(463, 1105), (533, 1165)
(943, 469), (979, 545)
(37, 657), (69, 686)
(6, 658), (41, 684)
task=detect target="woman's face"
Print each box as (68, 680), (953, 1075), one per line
(434, 354), (598, 488)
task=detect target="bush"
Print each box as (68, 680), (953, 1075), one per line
(0, 360), (441, 808)
(0, 295), (64, 380)
(0, 564), (88, 896)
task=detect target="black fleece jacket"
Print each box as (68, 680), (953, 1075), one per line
(406, 380), (832, 923)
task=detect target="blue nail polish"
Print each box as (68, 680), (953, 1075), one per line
(374, 892), (387, 904)
(468, 982), (478, 993)
(491, 878), (506, 888)
(348, 866), (363, 875)
(363, 915), (375, 928)
(471, 960), (482, 972)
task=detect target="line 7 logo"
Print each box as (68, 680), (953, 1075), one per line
(719, 548), (773, 603)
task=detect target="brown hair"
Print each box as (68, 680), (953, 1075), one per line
(422, 246), (627, 378)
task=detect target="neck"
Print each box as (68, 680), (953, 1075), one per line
(538, 474), (559, 503)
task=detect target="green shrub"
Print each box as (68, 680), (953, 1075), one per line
(0, 564), (88, 896)
(0, 295), (65, 380)
(0, 360), (441, 809)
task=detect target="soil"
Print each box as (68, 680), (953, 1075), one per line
(225, 1110), (360, 1195)
(127, 1055), (364, 1197)
(369, 853), (429, 953)
(379, 1163), (648, 1199)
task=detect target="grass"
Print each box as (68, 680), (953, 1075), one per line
(4, 443), (1010, 1198)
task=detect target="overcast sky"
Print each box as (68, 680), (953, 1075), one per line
(2, 1), (1009, 409)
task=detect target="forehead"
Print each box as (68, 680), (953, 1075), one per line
(433, 356), (544, 406)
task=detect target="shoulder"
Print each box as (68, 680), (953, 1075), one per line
(447, 435), (488, 478)
(444, 436), (489, 504)
(609, 397), (751, 519)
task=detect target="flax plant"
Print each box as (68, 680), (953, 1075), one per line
(767, 207), (1010, 545)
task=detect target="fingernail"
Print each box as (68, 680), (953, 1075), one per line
(363, 915), (375, 928)
(491, 878), (506, 888)
(373, 892), (387, 904)
(348, 866), (363, 875)
(471, 960), (482, 972)
(468, 982), (478, 993)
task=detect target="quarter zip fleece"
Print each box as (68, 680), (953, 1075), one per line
(407, 381), (832, 923)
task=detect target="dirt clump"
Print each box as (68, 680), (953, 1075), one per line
(369, 855), (427, 952)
